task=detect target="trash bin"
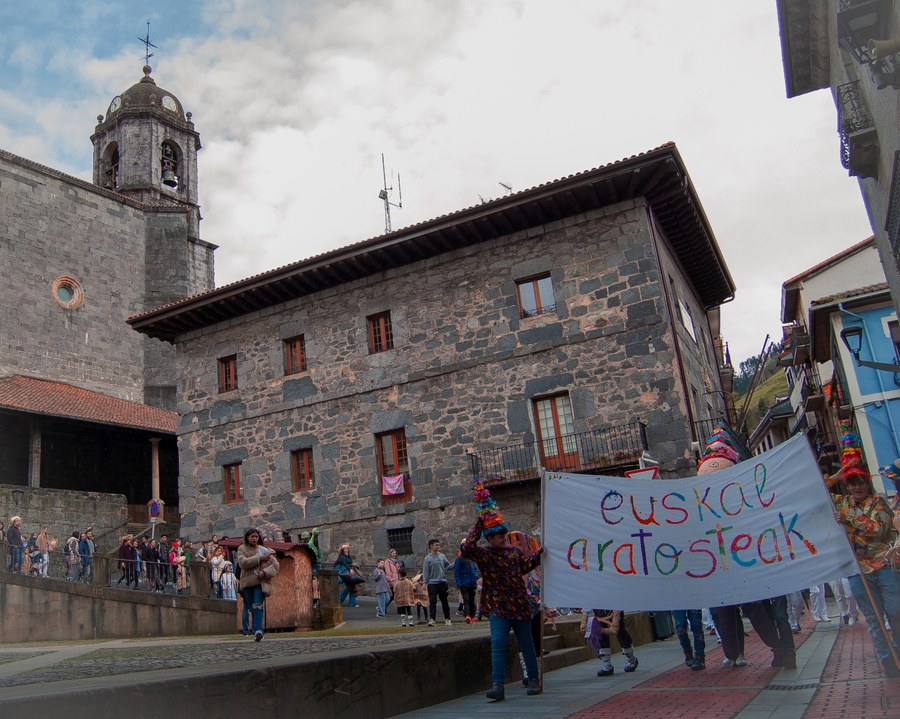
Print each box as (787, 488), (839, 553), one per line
(650, 610), (675, 639)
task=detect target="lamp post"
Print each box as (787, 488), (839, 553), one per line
(839, 326), (900, 373)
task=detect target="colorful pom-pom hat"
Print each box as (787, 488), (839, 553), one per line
(473, 478), (508, 537)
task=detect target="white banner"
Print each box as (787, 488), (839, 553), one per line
(542, 435), (858, 611)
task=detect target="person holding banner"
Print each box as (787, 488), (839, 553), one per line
(461, 488), (543, 702)
(828, 423), (900, 678)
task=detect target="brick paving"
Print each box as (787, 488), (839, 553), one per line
(803, 621), (900, 719)
(566, 616), (899, 719)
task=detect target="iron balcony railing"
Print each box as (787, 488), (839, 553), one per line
(836, 80), (879, 177)
(470, 421), (648, 486)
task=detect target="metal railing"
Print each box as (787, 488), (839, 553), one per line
(837, 80), (875, 171)
(469, 422), (648, 486)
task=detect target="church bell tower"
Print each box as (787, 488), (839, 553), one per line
(91, 65), (201, 235)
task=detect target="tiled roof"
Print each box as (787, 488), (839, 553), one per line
(129, 142), (736, 341)
(810, 282), (889, 306)
(0, 376), (176, 433)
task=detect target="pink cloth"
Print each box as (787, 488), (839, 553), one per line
(381, 474), (405, 495)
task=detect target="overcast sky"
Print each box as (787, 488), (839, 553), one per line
(0, 0), (874, 367)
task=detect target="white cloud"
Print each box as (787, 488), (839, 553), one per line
(0, 0), (874, 367)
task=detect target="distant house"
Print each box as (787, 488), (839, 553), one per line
(130, 143), (736, 563)
(780, 236), (898, 495)
(749, 398), (794, 456)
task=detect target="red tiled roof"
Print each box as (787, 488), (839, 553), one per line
(783, 236), (875, 287)
(0, 376), (176, 433)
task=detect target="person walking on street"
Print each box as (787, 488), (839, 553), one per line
(334, 543), (361, 607)
(237, 527), (280, 641)
(461, 510), (543, 701)
(36, 527), (50, 577)
(66, 531), (81, 582)
(372, 559), (391, 618)
(673, 609), (706, 670)
(453, 543), (479, 623)
(422, 538), (452, 627)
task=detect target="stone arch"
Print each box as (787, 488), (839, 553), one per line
(161, 139), (182, 189)
(101, 142), (120, 190)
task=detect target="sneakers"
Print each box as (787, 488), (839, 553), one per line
(254, 630), (263, 642)
(684, 654), (694, 667)
(485, 683), (505, 701)
(735, 654), (747, 667)
(526, 677), (542, 695)
(401, 616), (407, 627)
(723, 657), (733, 666)
(623, 656), (639, 673)
(427, 619), (435, 627)
(597, 662), (614, 677)
(445, 619), (452, 627)
(690, 659), (705, 671)
(465, 616), (475, 624)
(848, 614), (858, 625)
(813, 614), (831, 622)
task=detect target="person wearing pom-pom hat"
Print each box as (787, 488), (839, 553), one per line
(461, 481), (544, 701)
(827, 422), (900, 678)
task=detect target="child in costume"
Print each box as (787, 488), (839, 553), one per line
(393, 568), (416, 627)
(580, 609), (639, 675)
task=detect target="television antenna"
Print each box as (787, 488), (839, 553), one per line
(138, 21), (157, 65)
(378, 154), (402, 233)
(499, 181), (513, 195)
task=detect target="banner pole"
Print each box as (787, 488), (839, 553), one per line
(540, 470), (547, 691)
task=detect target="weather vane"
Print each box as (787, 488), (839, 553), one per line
(138, 21), (157, 65)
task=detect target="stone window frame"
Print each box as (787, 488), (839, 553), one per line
(283, 335), (307, 375)
(223, 462), (243, 504)
(515, 273), (556, 319)
(387, 526), (415, 556)
(290, 448), (315, 492)
(217, 355), (238, 393)
(367, 311), (394, 354)
(52, 275), (85, 310)
(376, 428), (411, 505)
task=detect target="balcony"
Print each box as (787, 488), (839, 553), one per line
(837, 80), (879, 179)
(469, 422), (648, 487)
(837, 0), (891, 64)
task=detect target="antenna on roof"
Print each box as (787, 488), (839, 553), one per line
(138, 21), (158, 65)
(378, 154), (403, 233)
(499, 181), (512, 195)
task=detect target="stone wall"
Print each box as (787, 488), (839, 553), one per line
(0, 484), (127, 550)
(0, 152), (148, 402)
(0, 571), (233, 642)
(173, 202), (723, 563)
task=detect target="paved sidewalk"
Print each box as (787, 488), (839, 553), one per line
(393, 610), (899, 719)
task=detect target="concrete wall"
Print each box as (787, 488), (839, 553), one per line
(0, 570), (233, 642)
(173, 201), (723, 564)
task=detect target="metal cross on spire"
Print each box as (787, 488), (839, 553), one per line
(138, 21), (157, 65)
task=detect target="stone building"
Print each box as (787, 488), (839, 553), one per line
(130, 143), (736, 564)
(0, 65), (214, 515)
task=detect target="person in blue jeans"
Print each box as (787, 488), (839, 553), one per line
(673, 609), (705, 670)
(236, 527), (280, 641)
(460, 512), (544, 702)
(334, 543), (360, 607)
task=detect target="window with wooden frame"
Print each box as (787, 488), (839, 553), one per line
(376, 428), (411, 504)
(217, 355), (237, 393)
(223, 462), (242, 503)
(291, 448), (315, 492)
(533, 393), (578, 471)
(367, 311), (394, 353)
(516, 274), (555, 318)
(283, 335), (307, 375)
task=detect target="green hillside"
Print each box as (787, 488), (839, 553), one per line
(736, 369), (790, 435)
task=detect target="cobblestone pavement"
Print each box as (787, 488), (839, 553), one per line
(0, 608), (486, 689)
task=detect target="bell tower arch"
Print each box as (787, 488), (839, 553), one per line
(91, 65), (201, 231)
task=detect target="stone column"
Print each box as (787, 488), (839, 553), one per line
(27, 419), (41, 488)
(149, 437), (161, 500)
(315, 568), (342, 628)
(189, 560), (211, 598)
(92, 554), (109, 586)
